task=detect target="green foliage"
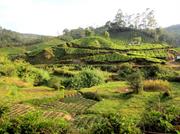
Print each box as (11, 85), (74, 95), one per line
(128, 70), (144, 94)
(0, 55), (50, 86)
(81, 92), (102, 101)
(117, 63), (134, 80)
(0, 104), (9, 118)
(84, 53), (132, 63)
(59, 35), (73, 42)
(91, 113), (121, 134)
(63, 68), (105, 89)
(85, 28), (94, 36)
(43, 48), (55, 60)
(104, 31), (110, 38)
(15, 60), (50, 85)
(47, 77), (64, 90)
(140, 105), (179, 133)
(0, 111), (69, 134)
(142, 64), (178, 81)
(0, 27), (46, 47)
(72, 36), (118, 49)
(91, 113), (141, 134)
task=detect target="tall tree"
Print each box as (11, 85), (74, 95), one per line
(146, 9), (158, 29)
(114, 9), (126, 27)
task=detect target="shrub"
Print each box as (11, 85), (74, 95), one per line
(92, 113), (141, 134)
(128, 70), (144, 94)
(140, 105), (179, 133)
(142, 64), (178, 81)
(63, 68), (105, 89)
(81, 92), (102, 101)
(117, 63), (135, 80)
(0, 56), (50, 86)
(47, 77), (64, 90)
(0, 63), (17, 76)
(0, 104), (9, 118)
(92, 113), (121, 134)
(144, 80), (171, 92)
(15, 60), (50, 86)
(0, 111), (69, 134)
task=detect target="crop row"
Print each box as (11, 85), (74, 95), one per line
(83, 52), (165, 63)
(40, 94), (97, 115)
(8, 104), (34, 117)
(128, 49), (168, 59)
(73, 114), (105, 129)
(43, 111), (72, 121)
(8, 104), (72, 120)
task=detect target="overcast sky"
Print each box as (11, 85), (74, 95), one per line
(0, 0), (180, 35)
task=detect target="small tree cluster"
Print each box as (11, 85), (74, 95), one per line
(128, 70), (144, 94)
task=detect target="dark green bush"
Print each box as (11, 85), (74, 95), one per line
(117, 63), (135, 80)
(0, 104), (9, 118)
(142, 64), (178, 81)
(47, 77), (64, 90)
(0, 111), (69, 134)
(140, 105), (179, 133)
(92, 113), (121, 134)
(128, 70), (144, 94)
(63, 68), (105, 89)
(92, 113), (141, 134)
(81, 92), (102, 101)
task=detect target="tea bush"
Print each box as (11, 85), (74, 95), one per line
(92, 113), (141, 134)
(0, 111), (69, 134)
(140, 105), (179, 133)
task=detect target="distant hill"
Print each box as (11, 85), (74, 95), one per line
(0, 27), (51, 47)
(163, 25), (180, 46)
(165, 24), (180, 35)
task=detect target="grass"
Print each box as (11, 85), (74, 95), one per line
(0, 47), (26, 55)
(79, 81), (180, 123)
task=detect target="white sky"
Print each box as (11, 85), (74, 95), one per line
(0, 0), (180, 35)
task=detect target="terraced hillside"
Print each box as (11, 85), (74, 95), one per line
(26, 36), (173, 65)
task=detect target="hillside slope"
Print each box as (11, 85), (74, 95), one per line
(0, 27), (50, 47)
(166, 24), (180, 35)
(26, 36), (171, 65)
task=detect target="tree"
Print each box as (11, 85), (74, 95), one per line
(146, 9), (158, 29)
(63, 28), (69, 35)
(85, 28), (93, 36)
(128, 70), (144, 94)
(114, 9), (126, 27)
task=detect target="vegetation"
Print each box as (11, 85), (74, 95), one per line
(128, 70), (144, 94)
(0, 111), (69, 134)
(144, 79), (171, 92)
(0, 8), (180, 134)
(63, 68), (105, 89)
